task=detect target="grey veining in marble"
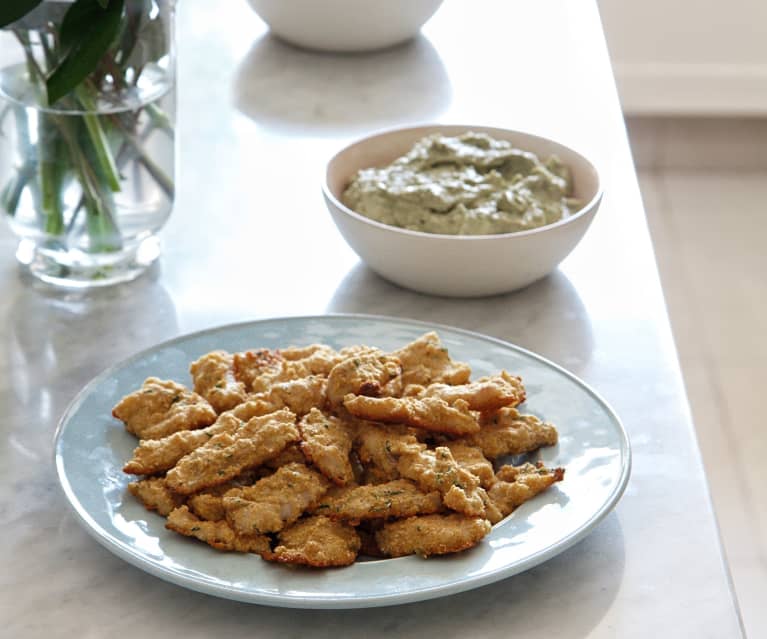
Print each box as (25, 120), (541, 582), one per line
(0, 0), (744, 637)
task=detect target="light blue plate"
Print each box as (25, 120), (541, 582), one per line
(54, 315), (630, 609)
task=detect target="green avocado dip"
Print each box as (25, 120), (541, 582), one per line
(341, 132), (580, 235)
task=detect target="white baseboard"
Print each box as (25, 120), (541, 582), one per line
(614, 63), (767, 116)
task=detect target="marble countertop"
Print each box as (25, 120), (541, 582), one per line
(0, 0), (744, 636)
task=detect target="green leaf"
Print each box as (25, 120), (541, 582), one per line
(46, 0), (125, 105)
(59, 0), (120, 52)
(0, 0), (42, 28)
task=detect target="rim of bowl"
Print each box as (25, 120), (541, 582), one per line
(322, 123), (604, 241)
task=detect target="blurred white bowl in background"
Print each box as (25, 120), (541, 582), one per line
(247, 0), (444, 52)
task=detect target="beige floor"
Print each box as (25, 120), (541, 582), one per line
(628, 117), (767, 639)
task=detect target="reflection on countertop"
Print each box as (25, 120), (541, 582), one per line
(326, 264), (594, 374)
(234, 34), (452, 136)
(3, 272), (179, 442)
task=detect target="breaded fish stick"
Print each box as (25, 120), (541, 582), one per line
(353, 422), (421, 482)
(299, 408), (355, 485)
(166, 505), (270, 554)
(166, 409), (299, 494)
(257, 375), (328, 416)
(186, 469), (263, 521)
(313, 479), (442, 522)
(190, 350), (248, 413)
(443, 442), (495, 488)
(344, 395), (480, 436)
(376, 514), (491, 558)
(112, 377), (217, 440)
(487, 462), (565, 519)
(392, 332), (471, 386)
(265, 516), (360, 568)
(224, 463), (329, 535)
(460, 407), (559, 459)
(237, 346), (339, 393)
(128, 477), (185, 516)
(326, 353), (402, 408)
(396, 446), (487, 517)
(123, 400), (285, 475)
(232, 348), (284, 392)
(416, 371), (526, 412)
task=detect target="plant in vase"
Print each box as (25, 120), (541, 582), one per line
(0, 0), (175, 287)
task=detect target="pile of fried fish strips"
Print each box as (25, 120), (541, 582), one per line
(115, 332), (564, 568)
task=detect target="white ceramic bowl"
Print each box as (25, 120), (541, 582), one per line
(247, 0), (444, 52)
(323, 124), (603, 297)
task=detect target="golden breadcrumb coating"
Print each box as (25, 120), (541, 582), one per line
(124, 431), (208, 476)
(443, 442), (495, 488)
(190, 351), (248, 413)
(263, 443), (307, 469)
(252, 375), (328, 416)
(241, 346), (341, 394)
(376, 514), (492, 557)
(417, 371), (526, 411)
(461, 407), (559, 459)
(278, 344), (330, 361)
(112, 377), (217, 440)
(265, 516), (360, 567)
(487, 462), (565, 519)
(396, 446), (487, 517)
(281, 344), (344, 377)
(187, 493), (226, 521)
(122, 331), (565, 569)
(343, 395), (480, 436)
(165, 409), (299, 494)
(232, 348), (284, 392)
(224, 463), (330, 534)
(128, 477), (185, 516)
(185, 469), (263, 521)
(326, 353), (403, 408)
(479, 490), (505, 524)
(353, 422), (420, 482)
(122, 398), (276, 475)
(313, 479), (442, 522)
(392, 332), (471, 386)
(337, 345), (384, 360)
(166, 505), (270, 554)
(298, 408), (355, 485)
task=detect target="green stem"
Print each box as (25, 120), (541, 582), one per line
(74, 84), (122, 192)
(6, 24), (173, 254)
(55, 114), (122, 252)
(84, 195), (121, 252)
(39, 153), (64, 235)
(75, 143), (122, 252)
(14, 34), (66, 235)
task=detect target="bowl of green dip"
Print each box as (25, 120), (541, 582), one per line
(323, 125), (602, 297)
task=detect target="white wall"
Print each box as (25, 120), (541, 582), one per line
(598, 0), (767, 115)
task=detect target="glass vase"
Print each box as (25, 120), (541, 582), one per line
(0, 0), (176, 288)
